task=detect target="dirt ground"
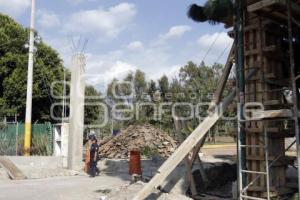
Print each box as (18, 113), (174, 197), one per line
(203, 144), (236, 153)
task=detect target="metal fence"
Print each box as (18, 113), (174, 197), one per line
(0, 122), (53, 156)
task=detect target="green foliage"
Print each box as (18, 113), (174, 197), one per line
(148, 80), (157, 101)
(188, 0), (233, 25)
(204, 0), (233, 24)
(84, 85), (105, 126)
(0, 14), (100, 124)
(0, 14), (64, 122)
(134, 70), (147, 101)
(141, 146), (160, 158)
(158, 75), (169, 101)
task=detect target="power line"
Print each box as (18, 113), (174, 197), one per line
(215, 42), (232, 63)
(201, 27), (223, 62)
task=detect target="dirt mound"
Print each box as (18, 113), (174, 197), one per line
(99, 124), (177, 159)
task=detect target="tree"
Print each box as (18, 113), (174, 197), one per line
(158, 75), (169, 101)
(101, 61), (232, 139)
(0, 14), (64, 122)
(148, 80), (157, 101)
(0, 14), (100, 124)
(134, 70), (147, 101)
(84, 86), (104, 126)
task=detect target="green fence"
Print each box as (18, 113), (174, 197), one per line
(0, 123), (53, 156)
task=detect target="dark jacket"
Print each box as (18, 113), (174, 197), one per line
(90, 143), (99, 162)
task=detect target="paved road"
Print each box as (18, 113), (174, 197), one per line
(0, 175), (130, 200)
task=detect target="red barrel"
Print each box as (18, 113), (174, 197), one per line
(129, 150), (142, 175)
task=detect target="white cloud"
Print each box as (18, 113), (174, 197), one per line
(66, 0), (96, 5)
(37, 10), (60, 29)
(150, 64), (181, 81)
(65, 3), (137, 39)
(160, 25), (191, 41)
(0, 0), (30, 17)
(85, 58), (137, 91)
(127, 41), (144, 51)
(66, 0), (84, 5)
(103, 61), (137, 81)
(197, 32), (232, 51)
(83, 43), (177, 90)
(196, 32), (233, 64)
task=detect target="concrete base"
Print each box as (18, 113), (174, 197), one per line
(1, 156), (81, 179)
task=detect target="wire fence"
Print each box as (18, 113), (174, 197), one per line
(0, 122), (53, 156)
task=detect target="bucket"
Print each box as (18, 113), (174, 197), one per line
(129, 150), (142, 175)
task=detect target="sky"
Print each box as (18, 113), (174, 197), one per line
(0, 0), (233, 91)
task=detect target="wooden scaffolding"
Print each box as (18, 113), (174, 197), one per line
(238, 0), (300, 199)
(133, 1), (300, 199)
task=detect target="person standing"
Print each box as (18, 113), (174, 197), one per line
(89, 135), (99, 177)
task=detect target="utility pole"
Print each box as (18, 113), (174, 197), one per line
(24, 0), (36, 156)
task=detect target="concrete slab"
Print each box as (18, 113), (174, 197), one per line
(0, 157), (26, 180)
(6, 156), (63, 168)
(0, 175), (129, 200)
(2, 156), (80, 179)
(0, 166), (10, 180)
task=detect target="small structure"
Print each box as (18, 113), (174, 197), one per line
(53, 123), (69, 168)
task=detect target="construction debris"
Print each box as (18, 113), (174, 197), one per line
(99, 124), (177, 159)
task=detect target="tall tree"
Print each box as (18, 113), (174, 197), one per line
(148, 80), (157, 101)
(158, 75), (169, 101)
(0, 14), (100, 124)
(84, 85), (104, 126)
(0, 14), (64, 122)
(134, 70), (147, 101)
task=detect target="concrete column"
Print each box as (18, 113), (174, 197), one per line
(68, 54), (86, 170)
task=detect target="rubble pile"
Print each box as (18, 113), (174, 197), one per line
(99, 124), (177, 159)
